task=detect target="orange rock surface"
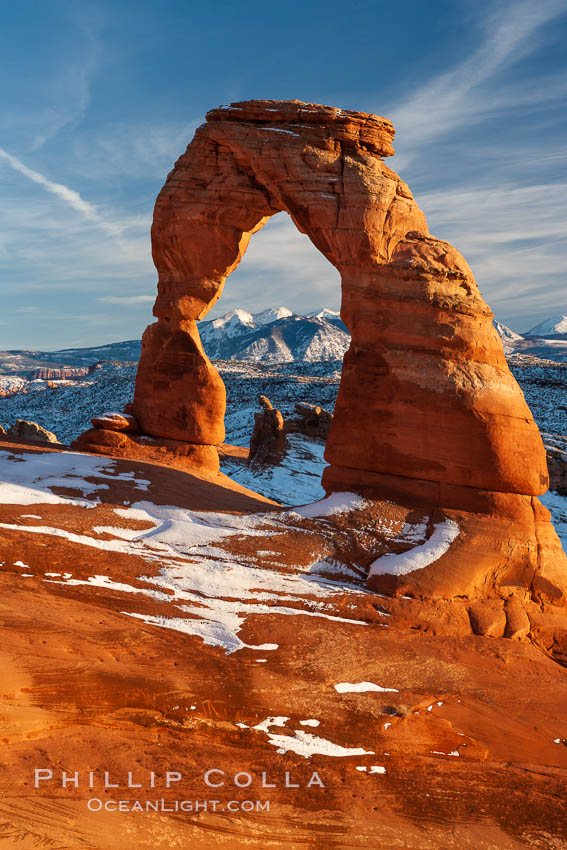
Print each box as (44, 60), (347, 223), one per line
(72, 427), (221, 475)
(1, 441), (567, 848)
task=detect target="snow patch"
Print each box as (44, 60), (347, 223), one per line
(335, 682), (398, 694)
(368, 519), (460, 578)
(290, 492), (369, 519)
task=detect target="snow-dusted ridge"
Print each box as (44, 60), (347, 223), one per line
(525, 314), (567, 338)
(199, 306), (349, 363)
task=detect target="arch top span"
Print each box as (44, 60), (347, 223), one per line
(134, 99), (548, 503)
(150, 99), (425, 325)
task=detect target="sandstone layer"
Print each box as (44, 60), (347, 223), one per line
(130, 99), (566, 603)
(1, 442), (567, 848)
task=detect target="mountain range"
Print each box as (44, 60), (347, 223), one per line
(199, 307), (348, 362)
(524, 315), (567, 339)
(1, 309), (567, 374)
(493, 315), (567, 360)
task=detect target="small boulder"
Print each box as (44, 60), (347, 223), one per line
(91, 411), (139, 433)
(7, 419), (60, 445)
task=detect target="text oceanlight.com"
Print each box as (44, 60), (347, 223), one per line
(86, 798), (270, 813)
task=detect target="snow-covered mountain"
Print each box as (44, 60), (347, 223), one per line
(307, 308), (341, 320)
(525, 315), (567, 339)
(492, 317), (567, 361)
(493, 320), (524, 353)
(254, 306), (293, 325)
(199, 306), (349, 362)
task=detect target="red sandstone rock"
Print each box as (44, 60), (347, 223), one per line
(91, 412), (139, 433)
(285, 402), (333, 440)
(31, 366), (92, 380)
(249, 395), (287, 466)
(134, 319), (225, 447)
(2, 445), (567, 846)
(131, 98), (566, 604)
(72, 428), (220, 475)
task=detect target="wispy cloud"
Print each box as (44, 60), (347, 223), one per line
(419, 181), (567, 329)
(66, 121), (200, 183)
(390, 0), (567, 162)
(98, 295), (155, 304)
(0, 147), (124, 238)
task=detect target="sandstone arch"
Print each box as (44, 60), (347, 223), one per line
(131, 99), (566, 603)
(134, 100), (544, 493)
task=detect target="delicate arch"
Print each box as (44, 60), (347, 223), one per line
(134, 100), (547, 499)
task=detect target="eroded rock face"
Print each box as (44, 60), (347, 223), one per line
(133, 99), (566, 603)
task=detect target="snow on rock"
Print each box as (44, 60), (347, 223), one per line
(252, 717), (375, 759)
(334, 682), (398, 694)
(290, 492), (368, 519)
(368, 519), (460, 578)
(0, 376), (26, 396)
(253, 716), (289, 733)
(124, 612), (280, 654)
(225, 433), (326, 505)
(0, 449), (149, 507)
(1, 452), (371, 654)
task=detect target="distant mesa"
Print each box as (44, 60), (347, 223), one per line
(30, 365), (96, 381)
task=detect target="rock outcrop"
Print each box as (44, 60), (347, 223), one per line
(90, 411), (139, 433)
(3, 444), (567, 847)
(73, 403), (219, 475)
(125, 98), (566, 604)
(248, 395), (287, 466)
(5, 419), (59, 445)
(286, 401), (333, 441)
(248, 397), (333, 469)
(31, 366), (93, 380)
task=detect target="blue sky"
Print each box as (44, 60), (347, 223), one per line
(1, 0), (566, 349)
